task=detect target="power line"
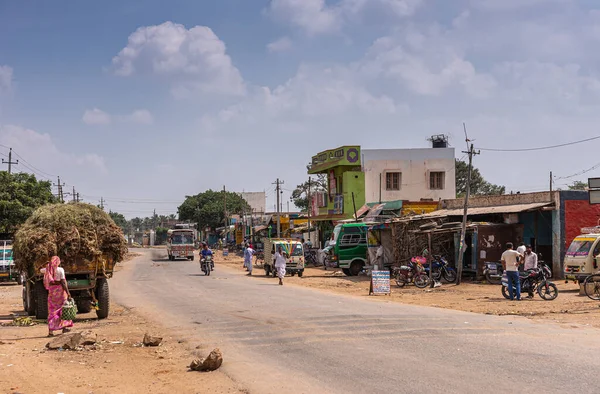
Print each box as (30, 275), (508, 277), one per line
(554, 161), (600, 181)
(477, 135), (600, 152)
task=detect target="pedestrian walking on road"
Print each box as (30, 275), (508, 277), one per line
(41, 256), (73, 337)
(244, 245), (255, 276)
(501, 242), (522, 301)
(275, 245), (287, 286)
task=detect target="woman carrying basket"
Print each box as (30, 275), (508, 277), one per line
(41, 256), (74, 337)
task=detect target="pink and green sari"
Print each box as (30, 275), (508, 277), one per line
(44, 256), (73, 331)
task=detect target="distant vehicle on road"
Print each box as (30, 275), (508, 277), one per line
(167, 229), (195, 261)
(0, 240), (20, 284)
(263, 239), (305, 277)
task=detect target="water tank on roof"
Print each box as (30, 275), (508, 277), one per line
(429, 134), (449, 148)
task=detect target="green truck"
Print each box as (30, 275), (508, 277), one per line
(0, 240), (20, 284)
(328, 223), (369, 276)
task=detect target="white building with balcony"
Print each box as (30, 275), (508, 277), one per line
(362, 145), (456, 203)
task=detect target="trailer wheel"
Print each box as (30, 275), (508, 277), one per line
(35, 281), (48, 320)
(298, 270), (304, 278)
(95, 278), (110, 319)
(190, 256), (195, 261)
(16, 273), (23, 285)
(76, 300), (92, 314)
(24, 281), (36, 316)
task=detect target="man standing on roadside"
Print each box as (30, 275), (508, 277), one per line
(523, 245), (538, 298)
(501, 242), (522, 301)
(244, 244), (255, 276)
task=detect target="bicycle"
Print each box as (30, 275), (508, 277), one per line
(583, 273), (600, 300)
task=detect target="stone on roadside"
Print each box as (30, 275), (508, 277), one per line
(143, 333), (163, 347)
(46, 333), (83, 350)
(189, 348), (223, 372)
(80, 330), (97, 346)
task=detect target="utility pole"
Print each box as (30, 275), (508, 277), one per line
(54, 177), (65, 203)
(76, 192), (80, 202)
(273, 178), (284, 238)
(307, 176), (312, 246)
(223, 186), (228, 228)
(457, 123), (479, 285)
(72, 186), (76, 202)
(2, 148), (18, 174)
(549, 171), (553, 202)
(99, 197), (105, 210)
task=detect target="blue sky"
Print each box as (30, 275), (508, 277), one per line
(2, 0), (600, 217)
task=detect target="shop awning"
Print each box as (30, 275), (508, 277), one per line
(420, 202), (554, 218)
(253, 225), (268, 233)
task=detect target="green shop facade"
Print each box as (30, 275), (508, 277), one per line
(308, 145), (365, 223)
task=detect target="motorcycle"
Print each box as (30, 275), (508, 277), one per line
(201, 255), (213, 276)
(483, 261), (504, 285)
(501, 264), (557, 300)
(392, 257), (431, 288)
(422, 255), (457, 283)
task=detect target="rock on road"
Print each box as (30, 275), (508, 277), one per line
(112, 250), (600, 394)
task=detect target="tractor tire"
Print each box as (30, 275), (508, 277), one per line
(342, 268), (352, 276)
(95, 278), (110, 319)
(35, 281), (48, 320)
(77, 300), (92, 314)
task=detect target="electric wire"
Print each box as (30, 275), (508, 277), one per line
(477, 135), (600, 152)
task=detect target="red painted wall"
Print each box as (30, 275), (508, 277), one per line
(564, 200), (600, 247)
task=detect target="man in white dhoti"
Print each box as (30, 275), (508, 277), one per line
(275, 245), (287, 286)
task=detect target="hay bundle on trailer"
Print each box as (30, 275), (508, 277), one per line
(13, 203), (127, 272)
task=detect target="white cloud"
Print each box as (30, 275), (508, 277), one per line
(0, 65), (13, 94)
(267, 36), (293, 53)
(82, 108), (112, 125)
(360, 31), (496, 98)
(0, 125), (108, 177)
(267, 0), (342, 36)
(83, 108), (155, 126)
(124, 109), (154, 125)
(266, 0), (423, 36)
(111, 21), (245, 96)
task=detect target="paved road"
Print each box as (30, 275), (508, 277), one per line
(112, 250), (600, 394)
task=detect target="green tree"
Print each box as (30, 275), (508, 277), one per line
(178, 189), (250, 231)
(109, 211), (129, 233)
(130, 217), (143, 232)
(0, 172), (57, 234)
(155, 226), (169, 245)
(568, 180), (587, 190)
(455, 159), (505, 197)
(291, 165), (327, 212)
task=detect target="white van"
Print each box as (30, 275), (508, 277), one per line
(564, 232), (600, 282)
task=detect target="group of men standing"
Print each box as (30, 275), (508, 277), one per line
(501, 242), (539, 301)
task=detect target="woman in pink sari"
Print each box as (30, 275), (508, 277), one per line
(42, 256), (73, 336)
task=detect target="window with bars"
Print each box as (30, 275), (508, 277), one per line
(385, 172), (401, 191)
(429, 171), (445, 190)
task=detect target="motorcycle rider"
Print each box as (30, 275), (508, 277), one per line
(523, 245), (539, 298)
(200, 242), (214, 270)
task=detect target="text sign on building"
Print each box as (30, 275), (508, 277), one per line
(309, 146), (361, 173)
(589, 178), (600, 205)
(369, 270), (391, 295)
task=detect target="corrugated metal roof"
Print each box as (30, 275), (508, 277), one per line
(420, 202), (553, 217)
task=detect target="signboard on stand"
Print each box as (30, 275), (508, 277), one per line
(223, 248), (229, 257)
(369, 270), (391, 296)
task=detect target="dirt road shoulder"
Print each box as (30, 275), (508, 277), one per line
(0, 283), (245, 394)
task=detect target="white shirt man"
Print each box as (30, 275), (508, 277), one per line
(275, 248), (287, 285)
(517, 243), (526, 256)
(523, 247), (538, 271)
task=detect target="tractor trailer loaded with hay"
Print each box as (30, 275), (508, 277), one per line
(14, 203), (127, 320)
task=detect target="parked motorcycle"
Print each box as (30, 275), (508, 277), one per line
(392, 257), (431, 288)
(422, 255), (457, 283)
(483, 262), (504, 285)
(501, 264), (557, 300)
(201, 255), (213, 276)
